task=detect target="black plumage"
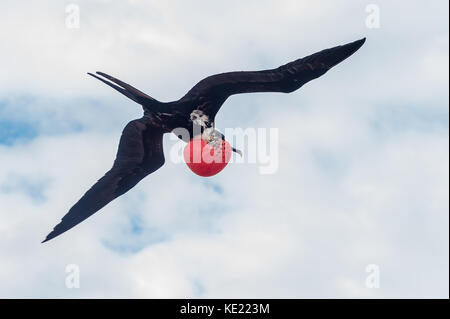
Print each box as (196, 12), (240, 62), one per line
(42, 38), (365, 242)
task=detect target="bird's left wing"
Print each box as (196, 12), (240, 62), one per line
(180, 38), (365, 118)
(42, 117), (165, 243)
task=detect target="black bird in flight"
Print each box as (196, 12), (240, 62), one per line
(42, 38), (365, 243)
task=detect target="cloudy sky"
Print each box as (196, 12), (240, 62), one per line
(0, 0), (448, 298)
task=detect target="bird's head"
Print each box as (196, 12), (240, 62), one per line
(190, 110), (242, 157)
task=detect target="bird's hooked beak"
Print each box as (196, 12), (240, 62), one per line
(203, 127), (242, 157)
(232, 147), (243, 157)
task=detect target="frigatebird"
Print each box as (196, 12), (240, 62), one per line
(42, 38), (365, 242)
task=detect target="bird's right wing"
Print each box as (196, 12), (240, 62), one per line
(180, 38), (366, 118)
(42, 117), (165, 242)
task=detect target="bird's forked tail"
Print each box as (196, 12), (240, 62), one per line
(88, 71), (160, 108)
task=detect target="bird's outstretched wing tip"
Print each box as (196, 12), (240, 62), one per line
(351, 38), (366, 50)
(320, 37), (366, 69)
(41, 229), (58, 243)
(41, 233), (52, 244)
(355, 37), (366, 48)
(346, 37), (366, 51)
(41, 223), (66, 243)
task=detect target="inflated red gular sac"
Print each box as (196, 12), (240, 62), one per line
(184, 137), (232, 177)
